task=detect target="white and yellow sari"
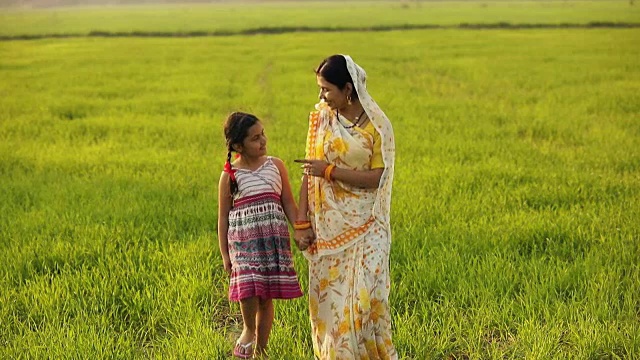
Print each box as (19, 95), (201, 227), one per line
(303, 56), (397, 360)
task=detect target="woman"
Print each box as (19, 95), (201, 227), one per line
(294, 55), (397, 359)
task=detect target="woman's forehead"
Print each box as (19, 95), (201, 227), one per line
(316, 76), (334, 88)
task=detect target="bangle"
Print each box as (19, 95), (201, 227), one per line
(294, 221), (311, 230)
(324, 164), (336, 181)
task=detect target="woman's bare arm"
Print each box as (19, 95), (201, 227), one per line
(295, 159), (383, 189)
(330, 167), (383, 188)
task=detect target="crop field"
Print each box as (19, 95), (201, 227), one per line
(1, 1), (639, 38)
(1, 1), (639, 359)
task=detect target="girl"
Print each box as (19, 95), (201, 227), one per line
(218, 112), (303, 359)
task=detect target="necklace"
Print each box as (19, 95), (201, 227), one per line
(336, 109), (366, 129)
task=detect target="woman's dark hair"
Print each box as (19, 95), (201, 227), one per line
(223, 111), (259, 196)
(315, 54), (358, 100)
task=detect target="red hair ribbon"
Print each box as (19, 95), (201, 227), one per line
(223, 161), (236, 182)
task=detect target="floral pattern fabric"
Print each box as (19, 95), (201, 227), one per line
(303, 55), (397, 360)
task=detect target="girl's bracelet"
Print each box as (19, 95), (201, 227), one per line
(294, 221), (312, 230)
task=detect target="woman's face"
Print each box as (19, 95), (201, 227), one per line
(317, 75), (350, 110)
(236, 122), (267, 157)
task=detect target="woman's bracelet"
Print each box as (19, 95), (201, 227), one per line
(294, 221), (312, 230)
(324, 164), (336, 181)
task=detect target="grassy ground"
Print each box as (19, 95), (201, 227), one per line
(1, 1), (639, 37)
(1, 2), (639, 359)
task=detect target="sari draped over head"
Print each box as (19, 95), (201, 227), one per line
(304, 55), (395, 258)
(303, 55), (397, 360)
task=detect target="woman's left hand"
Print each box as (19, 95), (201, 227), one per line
(294, 159), (328, 177)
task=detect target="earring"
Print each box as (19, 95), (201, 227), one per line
(347, 95), (352, 105)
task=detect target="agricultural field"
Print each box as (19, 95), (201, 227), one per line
(1, 1), (639, 359)
(0, 1), (639, 38)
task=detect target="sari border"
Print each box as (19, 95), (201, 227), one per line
(306, 217), (375, 255)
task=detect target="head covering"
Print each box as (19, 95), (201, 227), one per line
(304, 55), (395, 257)
(342, 55), (395, 229)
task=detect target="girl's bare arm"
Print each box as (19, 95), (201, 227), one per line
(273, 157), (299, 224)
(297, 174), (310, 221)
(217, 172), (232, 273)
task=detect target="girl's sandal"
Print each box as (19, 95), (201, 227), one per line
(233, 339), (254, 359)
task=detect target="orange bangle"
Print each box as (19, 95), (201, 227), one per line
(294, 222), (311, 230)
(324, 164), (336, 181)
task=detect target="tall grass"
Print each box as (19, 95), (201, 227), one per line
(1, 22), (639, 360)
(0, 1), (639, 37)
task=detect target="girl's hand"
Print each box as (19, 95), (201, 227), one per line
(294, 159), (328, 178)
(223, 257), (232, 275)
(294, 228), (315, 251)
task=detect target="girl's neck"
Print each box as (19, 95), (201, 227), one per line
(234, 155), (268, 170)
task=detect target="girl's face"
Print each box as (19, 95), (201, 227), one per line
(236, 122), (267, 158)
(317, 75), (351, 111)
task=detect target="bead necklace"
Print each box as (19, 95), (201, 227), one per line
(336, 109), (366, 129)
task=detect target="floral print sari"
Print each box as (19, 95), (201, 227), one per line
(303, 55), (397, 360)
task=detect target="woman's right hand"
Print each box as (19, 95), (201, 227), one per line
(294, 228), (315, 251)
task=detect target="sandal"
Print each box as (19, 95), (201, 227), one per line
(233, 339), (255, 359)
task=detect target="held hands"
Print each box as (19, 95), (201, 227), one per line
(294, 228), (315, 251)
(293, 220), (315, 251)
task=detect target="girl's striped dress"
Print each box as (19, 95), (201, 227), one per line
(227, 157), (303, 301)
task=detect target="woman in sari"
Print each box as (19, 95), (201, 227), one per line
(294, 55), (397, 359)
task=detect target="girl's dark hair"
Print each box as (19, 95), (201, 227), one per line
(315, 54), (358, 100)
(223, 111), (260, 196)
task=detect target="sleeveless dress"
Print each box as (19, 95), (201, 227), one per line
(227, 157), (303, 301)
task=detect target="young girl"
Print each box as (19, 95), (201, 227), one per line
(218, 112), (303, 358)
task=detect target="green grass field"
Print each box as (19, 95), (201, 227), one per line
(1, 1), (639, 359)
(1, 1), (639, 37)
